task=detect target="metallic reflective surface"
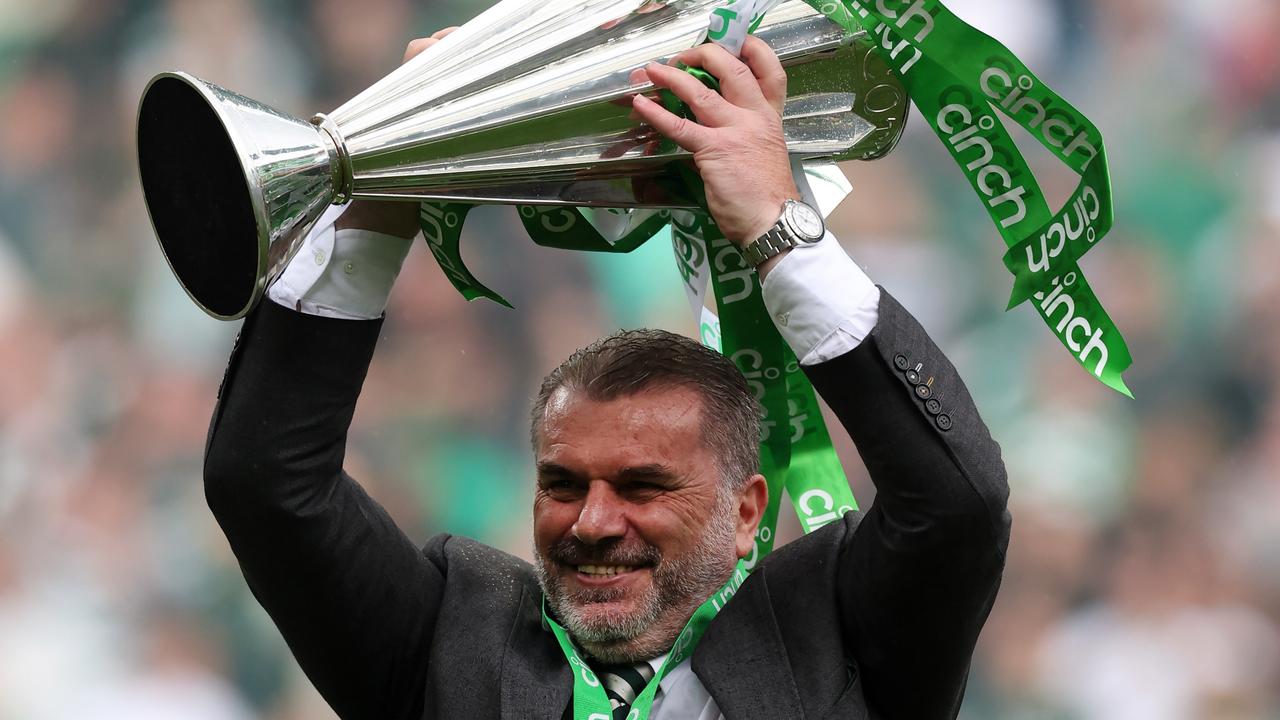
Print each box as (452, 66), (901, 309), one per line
(334, 0), (902, 201)
(137, 73), (343, 319)
(136, 0), (908, 319)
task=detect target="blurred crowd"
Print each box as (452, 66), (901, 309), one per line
(1, 0), (1278, 717)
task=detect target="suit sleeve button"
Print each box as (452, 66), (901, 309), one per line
(925, 398), (941, 415)
(905, 369), (921, 384)
(936, 413), (952, 431)
(915, 384), (932, 400)
(894, 354), (909, 371)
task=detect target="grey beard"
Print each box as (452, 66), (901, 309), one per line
(534, 492), (739, 663)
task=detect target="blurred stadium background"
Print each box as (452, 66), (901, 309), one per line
(2, 0), (1279, 717)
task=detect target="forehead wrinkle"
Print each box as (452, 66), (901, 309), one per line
(538, 384), (711, 455)
(548, 397), (705, 466)
(666, 394), (702, 425)
(614, 384), (704, 421)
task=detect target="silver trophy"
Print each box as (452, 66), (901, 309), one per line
(136, 0), (907, 320)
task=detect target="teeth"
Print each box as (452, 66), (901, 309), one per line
(577, 565), (634, 576)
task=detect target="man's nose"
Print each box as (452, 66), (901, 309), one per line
(571, 481), (627, 545)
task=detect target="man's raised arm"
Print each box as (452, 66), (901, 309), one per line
(797, 283), (1009, 718)
(202, 31), (464, 720)
(205, 297), (444, 719)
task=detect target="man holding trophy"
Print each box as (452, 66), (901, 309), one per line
(198, 19), (1010, 718)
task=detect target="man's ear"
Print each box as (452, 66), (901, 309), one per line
(734, 474), (769, 559)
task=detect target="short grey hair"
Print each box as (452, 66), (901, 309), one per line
(530, 329), (761, 489)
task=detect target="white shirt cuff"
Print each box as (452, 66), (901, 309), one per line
(760, 232), (879, 366)
(268, 206), (414, 320)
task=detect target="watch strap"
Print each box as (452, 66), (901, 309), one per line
(741, 199), (823, 268)
(741, 226), (792, 267)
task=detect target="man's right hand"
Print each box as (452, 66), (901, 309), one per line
(630, 36), (799, 256)
(335, 27), (459, 238)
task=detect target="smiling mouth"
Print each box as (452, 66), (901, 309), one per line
(576, 564), (642, 577)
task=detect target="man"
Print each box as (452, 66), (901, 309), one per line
(204, 33), (1009, 720)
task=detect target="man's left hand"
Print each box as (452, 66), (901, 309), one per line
(631, 36), (800, 250)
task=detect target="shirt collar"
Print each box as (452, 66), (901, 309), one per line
(646, 652), (694, 694)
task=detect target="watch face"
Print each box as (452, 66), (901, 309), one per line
(787, 201), (825, 241)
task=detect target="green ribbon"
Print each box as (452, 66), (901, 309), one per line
(418, 201), (512, 307)
(515, 205), (671, 254)
(700, 219), (856, 565)
(806, 0), (1132, 396)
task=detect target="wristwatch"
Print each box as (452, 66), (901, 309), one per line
(740, 198), (826, 268)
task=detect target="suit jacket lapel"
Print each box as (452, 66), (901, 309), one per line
(501, 587), (574, 720)
(692, 566), (804, 720)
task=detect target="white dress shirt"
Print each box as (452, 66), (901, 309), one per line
(647, 652), (722, 720)
(267, 211), (880, 718)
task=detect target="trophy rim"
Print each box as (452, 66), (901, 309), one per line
(136, 70), (270, 321)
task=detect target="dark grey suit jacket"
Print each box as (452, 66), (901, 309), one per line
(204, 290), (1009, 720)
